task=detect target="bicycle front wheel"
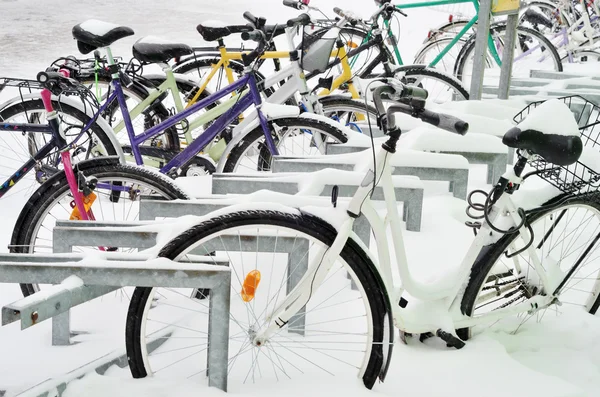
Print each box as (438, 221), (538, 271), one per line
(394, 65), (470, 103)
(459, 193), (600, 340)
(125, 209), (391, 389)
(11, 160), (190, 296)
(222, 117), (347, 173)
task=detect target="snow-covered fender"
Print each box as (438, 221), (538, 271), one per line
(0, 93), (125, 163)
(299, 203), (394, 382)
(215, 103), (302, 172)
(346, 228), (395, 382)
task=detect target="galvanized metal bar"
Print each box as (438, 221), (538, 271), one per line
(3, 283), (117, 329)
(53, 226), (158, 251)
(207, 270), (231, 391)
(53, 230), (73, 346)
(498, 14), (519, 100)
(287, 239), (308, 335)
(469, 0), (493, 99)
(0, 261), (231, 288)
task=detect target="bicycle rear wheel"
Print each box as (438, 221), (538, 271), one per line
(459, 193), (600, 340)
(125, 209), (391, 389)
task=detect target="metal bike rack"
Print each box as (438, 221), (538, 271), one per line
(470, 0), (521, 100)
(1, 222), (232, 393)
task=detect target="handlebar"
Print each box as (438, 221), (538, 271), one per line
(287, 13), (311, 27)
(243, 11), (266, 29)
(417, 108), (469, 135)
(36, 70), (81, 92)
(240, 30), (267, 66)
(371, 80), (468, 135)
(283, 0), (310, 10)
(333, 7), (360, 24)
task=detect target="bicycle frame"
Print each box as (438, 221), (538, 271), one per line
(254, 144), (559, 341)
(0, 88), (91, 224)
(359, 0), (504, 67)
(184, 24), (364, 105)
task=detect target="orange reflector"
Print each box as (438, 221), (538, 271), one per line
(241, 270), (261, 302)
(70, 192), (97, 220)
(346, 41), (359, 49)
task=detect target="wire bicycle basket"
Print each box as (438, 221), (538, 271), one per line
(513, 95), (600, 194)
(299, 26), (341, 73)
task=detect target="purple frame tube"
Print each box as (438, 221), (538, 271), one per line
(107, 71), (278, 174)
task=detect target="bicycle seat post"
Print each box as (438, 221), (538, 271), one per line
(104, 46), (120, 81)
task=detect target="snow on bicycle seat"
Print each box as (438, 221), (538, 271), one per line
(502, 99), (583, 166)
(132, 36), (193, 64)
(72, 19), (134, 54)
(196, 23), (253, 42)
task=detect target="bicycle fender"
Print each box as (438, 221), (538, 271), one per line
(347, 229), (394, 382)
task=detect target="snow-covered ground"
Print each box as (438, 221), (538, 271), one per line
(1, 0), (600, 396)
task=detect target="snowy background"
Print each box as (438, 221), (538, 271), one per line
(0, 0), (600, 396)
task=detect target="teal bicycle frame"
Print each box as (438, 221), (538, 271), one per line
(351, 0), (502, 69)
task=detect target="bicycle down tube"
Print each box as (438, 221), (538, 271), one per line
(109, 70), (277, 174)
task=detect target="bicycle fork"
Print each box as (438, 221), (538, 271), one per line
(39, 87), (95, 225)
(252, 150), (390, 345)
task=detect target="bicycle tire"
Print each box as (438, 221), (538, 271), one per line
(393, 65), (470, 101)
(319, 97), (379, 133)
(222, 117), (347, 173)
(454, 23), (563, 82)
(458, 192), (600, 340)
(0, 98), (119, 187)
(125, 208), (392, 388)
(519, 0), (572, 32)
(413, 36), (468, 69)
(11, 158), (190, 296)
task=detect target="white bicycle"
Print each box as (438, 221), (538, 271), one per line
(123, 84), (600, 390)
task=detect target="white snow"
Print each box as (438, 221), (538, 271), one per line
(135, 36), (181, 46)
(517, 99), (581, 137)
(276, 148), (469, 169)
(2, 0), (600, 396)
(400, 126), (508, 153)
(578, 145), (600, 174)
(78, 19), (124, 37)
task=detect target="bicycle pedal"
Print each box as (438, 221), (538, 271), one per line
(436, 329), (466, 349)
(419, 332), (434, 343)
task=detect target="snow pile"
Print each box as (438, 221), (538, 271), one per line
(517, 99), (581, 137)
(400, 126), (507, 153)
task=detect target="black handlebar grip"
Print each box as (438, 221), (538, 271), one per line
(243, 11), (258, 25)
(286, 13), (311, 27)
(241, 30), (265, 42)
(37, 71), (70, 84)
(283, 0), (303, 9)
(420, 109), (469, 135)
(402, 85), (428, 100)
